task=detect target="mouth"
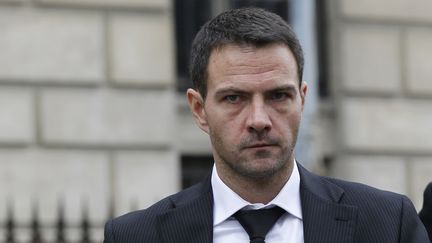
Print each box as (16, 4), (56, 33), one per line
(245, 143), (274, 149)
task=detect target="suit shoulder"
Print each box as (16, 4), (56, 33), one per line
(105, 196), (174, 242)
(105, 180), (210, 242)
(329, 177), (401, 197)
(110, 197), (173, 226)
(299, 164), (404, 206)
(109, 183), (202, 226)
(324, 176), (409, 210)
(319, 177), (429, 242)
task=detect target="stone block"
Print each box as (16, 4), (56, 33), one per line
(40, 89), (174, 146)
(408, 158), (432, 210)
(330, 155), (407, 194)
(0, 7), (104, 83)
(91, 228), (104, 243)
(340, 0), (432, 22)
(14, 229), (31, 243)
(0, 89), (33, 144)
(40, 228), (56, 243)
(0, 149), (109, 223)
(36, 0), (170, 9)
(109, 13), (174, 86)
(340, 25), (401, 93)
(113, 151), (179, 215)
(0, 0), (28, 2)
(406, 28), (432, 95)
(176, 103), (212, 154)
(341, 98), (432, 152)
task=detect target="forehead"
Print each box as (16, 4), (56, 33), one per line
(206, 43), (299, 92)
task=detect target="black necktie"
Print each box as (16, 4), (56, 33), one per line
(234, 206), (286, 243)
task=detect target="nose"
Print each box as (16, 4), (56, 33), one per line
(246, 97), (272, 135)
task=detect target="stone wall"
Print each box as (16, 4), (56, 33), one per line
(0, 0), (179, 241)
(328, 0), (432, 209)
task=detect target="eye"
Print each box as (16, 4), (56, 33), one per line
(271, 92), (289, 101)
(224, 95), (241, 103)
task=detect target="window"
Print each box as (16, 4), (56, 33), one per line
(230, 0), (288, 20)
(174, 0), (212, 92)
(181, 155), (214, 189)
(174, 0), (290, 92)
(315, 0), (329, 98)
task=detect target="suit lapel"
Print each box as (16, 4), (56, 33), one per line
(155, 164), (359, 243)
(298, 164), (358, 243)
(156, 177), (214, 243)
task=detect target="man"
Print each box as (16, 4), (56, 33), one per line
(420, 182), (432, 240)
(104, 8), (429, 243)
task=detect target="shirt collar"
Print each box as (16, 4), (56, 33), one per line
(211, 160), (303, 226)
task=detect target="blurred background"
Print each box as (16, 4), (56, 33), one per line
(0, 0), (431, 242)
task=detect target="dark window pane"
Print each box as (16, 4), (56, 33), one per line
(181, 155), (213, 189)
(175, 0), (212, 92)
(315, 0), (329, 98)
(230, 0), (289, 20)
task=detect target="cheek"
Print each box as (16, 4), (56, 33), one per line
(274, 111), (302, 132)
(287, 115), (302, 135)
(208, 115), (245, 142)
(209, 105), (246, 125)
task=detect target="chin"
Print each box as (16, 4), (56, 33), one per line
(237, 159), (287, 179)
(240, 168), (279, 179)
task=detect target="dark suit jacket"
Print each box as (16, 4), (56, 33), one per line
(104, 164), (430, 243)
(419, 182), (432, 241)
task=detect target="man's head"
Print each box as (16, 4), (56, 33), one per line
(189, 7), (304, 99)
(187, 8), (307, 191)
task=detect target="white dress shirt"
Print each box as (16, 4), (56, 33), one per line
(212, 161), (304, 243)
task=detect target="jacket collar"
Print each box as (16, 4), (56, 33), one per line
(298, 164), (358, 243)
(156, 175), (214, 243)
(156, 164), (358, 243)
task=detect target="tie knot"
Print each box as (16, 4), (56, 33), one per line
(234, 206), (285, 243)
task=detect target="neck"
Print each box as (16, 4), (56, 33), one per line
(216, 159), (294, 204)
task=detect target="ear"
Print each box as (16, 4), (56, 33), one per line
(300, 81), (308, 111)
(186, 88), (209, 134)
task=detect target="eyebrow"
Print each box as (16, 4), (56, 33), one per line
(214, 87), (248, 98)
(214, 84), (297, 98)
(266, 85), (297, 93)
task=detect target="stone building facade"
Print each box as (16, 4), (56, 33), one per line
(327, 0), (432, 210)
(0, 0), (431, 241)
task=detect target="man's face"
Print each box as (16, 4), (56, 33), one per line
(188, 43), (307, 180)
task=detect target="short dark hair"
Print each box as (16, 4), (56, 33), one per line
(189, 7), (304, 99)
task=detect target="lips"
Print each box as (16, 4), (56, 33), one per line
(245, 143), (274, 149)
(239, 138), (279, 150)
